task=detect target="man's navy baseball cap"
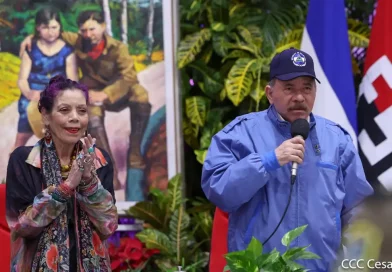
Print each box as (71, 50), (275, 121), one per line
(269, 47), (320, 83)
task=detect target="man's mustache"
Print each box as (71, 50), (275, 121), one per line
(288, 105), (307, 111)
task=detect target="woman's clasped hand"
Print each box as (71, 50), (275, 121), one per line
(64, 134), (97, 190)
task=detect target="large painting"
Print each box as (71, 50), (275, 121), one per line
(0, 0), (170, 204)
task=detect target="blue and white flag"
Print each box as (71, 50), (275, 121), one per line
(300, 0), (358, 147)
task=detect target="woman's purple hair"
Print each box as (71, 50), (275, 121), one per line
(38, 75), (89, 113)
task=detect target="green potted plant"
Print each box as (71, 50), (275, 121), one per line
(126, 174), (213, 271)
(224, 225), (321, 272)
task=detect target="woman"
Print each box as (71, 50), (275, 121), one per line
(14, 7), (78, 150)
(6, 75), (118, 271)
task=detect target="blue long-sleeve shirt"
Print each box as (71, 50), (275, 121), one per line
(201, 105), (374, 271)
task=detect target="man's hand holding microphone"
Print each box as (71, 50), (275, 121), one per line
(274, 118), (310, 183)
(275, 137), (305, 166)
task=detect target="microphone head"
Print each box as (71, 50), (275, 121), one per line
(291, 118), (310, 139)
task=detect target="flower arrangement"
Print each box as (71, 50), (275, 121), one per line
(126, 174), (213, 271)
(109, 237), (160, 272)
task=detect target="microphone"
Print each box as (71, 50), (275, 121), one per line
(261, 118), (310, 245)
(290, 118), (310, 184)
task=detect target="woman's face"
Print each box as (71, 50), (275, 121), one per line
(43, 89), (89, 146)
(37, 19), (61, 43)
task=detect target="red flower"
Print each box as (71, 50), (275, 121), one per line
(143, 248), (160, 259)
(111, 258), (126, 271)
(46, 245), (59, 272)
(108, 243), (119, 257)
(109, 237), (160, 272)
(124, 237), (143, 251)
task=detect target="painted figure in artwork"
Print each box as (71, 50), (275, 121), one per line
(15, 7), (78, 150)
(21, 10), (152, 197)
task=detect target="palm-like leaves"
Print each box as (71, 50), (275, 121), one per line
(137, 229), (173, 255)
(169, 206), (191, 262)
(166, 174), (183, 212)
(178, 0), (312, 165)
(185, 96), (210, 127)
(347, 18), (370, 48)
(189, 61), (224, 97)
(127, 174), (213, 271)
(178, 28), (212, 68)
(178, 0), (372, 166)
(273, 26), (304, 55)
(127, 201), (165, 229)
(226, 58), (257, 106)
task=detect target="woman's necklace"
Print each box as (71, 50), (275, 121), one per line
(60, 146), (78, 179)
(60, 157), (74, 172)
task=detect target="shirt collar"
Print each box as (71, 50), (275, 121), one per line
(26, 141), (108, 169)
(277, 112), (310, 122)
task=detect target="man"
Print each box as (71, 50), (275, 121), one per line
(20, 10), (151, 199)
(201, 48), (374, 271)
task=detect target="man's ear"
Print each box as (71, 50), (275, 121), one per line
(265, 85), (274, 104)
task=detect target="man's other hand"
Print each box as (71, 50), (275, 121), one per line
(19, 35), (34, 57)
(89, 90), (108, 104)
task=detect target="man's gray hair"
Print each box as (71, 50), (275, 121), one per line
(268, 78), (276, 87)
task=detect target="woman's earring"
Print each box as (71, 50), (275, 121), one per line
(44, 126), (53, 147)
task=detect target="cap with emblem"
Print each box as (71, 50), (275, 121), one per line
(269, 47), (320, 83)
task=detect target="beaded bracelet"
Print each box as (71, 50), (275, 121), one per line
(80, 175), (93, 187)
(51, 183), (74, 203)
(79, 175), (99, 196)
(57, 183), (74, 198)
(81, 181), (99, 197)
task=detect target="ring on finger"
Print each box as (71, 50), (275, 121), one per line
(84, 157), (92, 164)
(77, 153), (84, 160)
(77, 158), (84, 171)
